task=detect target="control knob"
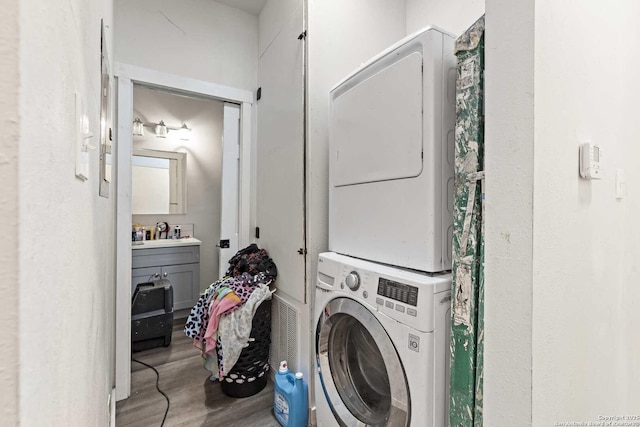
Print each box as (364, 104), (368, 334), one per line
(345, 271), (360, 291)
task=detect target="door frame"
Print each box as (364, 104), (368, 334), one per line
(218, 103), (241, 278)
(114, 63), (253, 401)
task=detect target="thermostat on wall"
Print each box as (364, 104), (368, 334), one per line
(579, 142), (602, 180)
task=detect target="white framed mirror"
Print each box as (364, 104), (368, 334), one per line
(131, 148), (187, 214)
(99, 19), (112, 198)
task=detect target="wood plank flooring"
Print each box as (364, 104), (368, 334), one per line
(116, 318), (281, 427)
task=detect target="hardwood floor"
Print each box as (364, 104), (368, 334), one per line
(116, 318), (281, 427)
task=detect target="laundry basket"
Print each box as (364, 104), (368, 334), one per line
(219, 299), (272, 398)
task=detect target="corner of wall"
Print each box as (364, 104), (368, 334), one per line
(0, 0), (20, 424)
(483, 0), (535, 424)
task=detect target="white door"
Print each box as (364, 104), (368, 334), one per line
(218, 103), (241, 277)
(256, 3), (306, 303)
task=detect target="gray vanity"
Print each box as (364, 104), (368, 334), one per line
(131, 238), (201, 311)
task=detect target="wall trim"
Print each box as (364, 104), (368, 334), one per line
(115, 63), (254, 104)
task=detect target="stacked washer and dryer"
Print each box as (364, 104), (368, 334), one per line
(314, 26), (456, 427)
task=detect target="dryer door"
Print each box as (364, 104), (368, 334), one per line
(316, 298), (409, 427)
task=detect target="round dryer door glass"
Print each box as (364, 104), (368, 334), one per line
(316, 298), (409, 427)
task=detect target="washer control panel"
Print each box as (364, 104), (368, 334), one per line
(377, 278), (418, 306)
(345, 271), (360, 290)
(319, 252), (451, 332)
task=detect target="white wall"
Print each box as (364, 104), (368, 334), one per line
(18, 0), (116, 425)
(405, 0), (484, 36)
(484, 0), (640, 424)
(114, 0), (258, 92)
(0, 0), (19, 424)
(483, 0), (535, 424)
(258, 0), (300, 57)
(132, 85), (224, 292)
(532, 0), (640, 423)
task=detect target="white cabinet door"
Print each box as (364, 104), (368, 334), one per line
(257, 3), (306, 303)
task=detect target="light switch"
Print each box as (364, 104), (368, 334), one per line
(615, 168), (626, 199)
(75, 93), (88, 181)
(75, 93), (95, 181)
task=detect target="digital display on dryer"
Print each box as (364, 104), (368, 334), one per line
(377, 278), (418, 306)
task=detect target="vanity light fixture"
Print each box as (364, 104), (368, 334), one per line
(132, 118), (191, 140)
(132, 118), (145, 136)
(178, 123), (191, 141)
(155, 120), (168, 138)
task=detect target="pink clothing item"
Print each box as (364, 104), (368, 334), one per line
(203, 291), (241, 354)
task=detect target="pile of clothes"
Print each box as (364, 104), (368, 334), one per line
(184, 244), (277, 380)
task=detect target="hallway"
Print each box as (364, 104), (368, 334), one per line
(116, 319), (280, 427)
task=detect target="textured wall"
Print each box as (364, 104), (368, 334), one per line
(532, 1), (640, 423)
(405, 0), (485, 36)
(0, 0), (19, 424)
(484, 0), (640, 424)
(132, 85), (224, 291)
(258, 0), (300, 57)
(18, 0), (116, 425)
(115, 0), (258, 92)
(483, 0), (535, 424)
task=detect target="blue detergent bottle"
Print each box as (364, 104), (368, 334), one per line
(274, 361), (308, 427)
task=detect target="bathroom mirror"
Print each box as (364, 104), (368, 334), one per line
(99, 19), (111, 198)
(132, 148), (187, 214)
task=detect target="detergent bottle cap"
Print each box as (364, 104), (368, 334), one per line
(279, 360), (288, 373)
(295, 372), (303, 380)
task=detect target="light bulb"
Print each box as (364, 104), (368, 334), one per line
(132, 118), (144, 136)
(178, 123), (191, 141)
(155, 120), (167, 138)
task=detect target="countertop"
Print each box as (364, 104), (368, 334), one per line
(132, 237), (202, 250)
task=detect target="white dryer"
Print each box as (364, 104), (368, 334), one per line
(329, 26), (456, 273)
(314, 252), (451, 427)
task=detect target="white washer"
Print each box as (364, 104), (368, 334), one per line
(314, 252), (451, 427)
(329, 26), (456, 273)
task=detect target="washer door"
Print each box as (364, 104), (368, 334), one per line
(316, 297), (409, 427)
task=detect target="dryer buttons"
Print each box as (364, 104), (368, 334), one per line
(408, 334), (420, 352)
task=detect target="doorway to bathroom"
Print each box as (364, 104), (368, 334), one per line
(130, 84), (238, 281)
(114, 63), (254, 401)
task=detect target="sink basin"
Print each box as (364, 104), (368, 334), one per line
(131, 237), (202, 250)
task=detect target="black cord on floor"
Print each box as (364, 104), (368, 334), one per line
(132, 358), (170, 427)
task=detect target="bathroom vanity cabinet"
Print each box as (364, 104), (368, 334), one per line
(132, 240), (201, 311)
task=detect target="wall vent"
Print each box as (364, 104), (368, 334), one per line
(270, 293), (299, 373)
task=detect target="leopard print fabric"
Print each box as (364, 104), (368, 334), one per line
(184, 272), (271, 343)
(184, 276), (229, 340)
